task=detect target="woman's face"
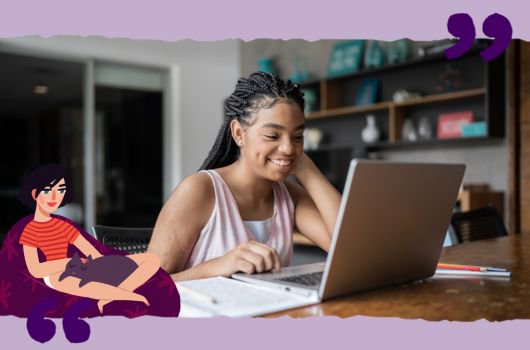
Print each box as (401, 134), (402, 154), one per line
(32, 178), (67, 215)
(238, 101), (305, 182)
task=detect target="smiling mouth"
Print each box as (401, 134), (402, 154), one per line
(268, 158), (293, 169)
(47, 202), (57, 207)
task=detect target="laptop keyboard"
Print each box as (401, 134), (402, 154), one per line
(276, 271), (323, 287)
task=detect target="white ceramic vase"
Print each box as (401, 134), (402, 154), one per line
(361, 115), (380, 143)
(402, 119), (418, 142)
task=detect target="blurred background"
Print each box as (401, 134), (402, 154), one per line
(0, 37), (527, 248)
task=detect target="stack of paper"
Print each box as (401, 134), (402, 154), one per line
(176, 277), (318, 318)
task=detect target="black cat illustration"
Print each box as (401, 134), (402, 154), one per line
(59, 252), (138, 287)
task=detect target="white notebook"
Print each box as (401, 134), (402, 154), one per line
(434, 268), (511, 278)
(176, 277), (318, 318)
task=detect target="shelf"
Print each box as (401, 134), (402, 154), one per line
(392, 88), (485, 108)
(365, 137), (504, 151)
(301, 45), (504, 160)
(300, 44), (487, 87)
(306, 88), (485, 121)
(307, 101), (391, 119)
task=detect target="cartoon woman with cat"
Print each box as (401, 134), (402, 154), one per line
(17, 164), (160, 313)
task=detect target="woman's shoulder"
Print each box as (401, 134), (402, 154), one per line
(169, 172), (215, 211)
(156, 172), (215, 234)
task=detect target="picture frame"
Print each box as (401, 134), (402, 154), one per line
(355, 79), (379, 106)
(327, 40), (365, 77)
(436, 111), (474, 139)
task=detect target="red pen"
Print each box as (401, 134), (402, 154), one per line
(437, 263), (507, 272)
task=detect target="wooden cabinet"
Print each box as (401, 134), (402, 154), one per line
(301, 43), (506, 151)
(458, 190), (505, 220)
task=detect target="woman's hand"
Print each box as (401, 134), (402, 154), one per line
(290, 152), (316, 180)
(212, 241), (281, 277)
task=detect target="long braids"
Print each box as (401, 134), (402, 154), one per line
(198, 72), (305, 171)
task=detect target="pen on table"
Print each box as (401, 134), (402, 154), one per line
(437, 263), (507, 272)
(177, 285), (218, 305)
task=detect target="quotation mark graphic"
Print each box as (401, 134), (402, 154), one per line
(445, 13), (512, 61)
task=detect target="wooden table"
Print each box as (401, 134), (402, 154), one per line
(265, 234), (530, 320)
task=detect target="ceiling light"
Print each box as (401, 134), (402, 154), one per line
(34, 85), (49, 95)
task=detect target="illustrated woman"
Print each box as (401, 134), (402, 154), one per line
(149, 72), (341, 281)
(18, 164), (160, 312)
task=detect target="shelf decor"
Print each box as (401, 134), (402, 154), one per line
(436, 111), (474, 139)
(418, 117), (434, 140)
(461, 121), (487, 137)
(387, 39), (411, 64)
(257, 57), (277, 75)
(302, 41), (505, 151)
(364, 41), (386, 69)
(303, 128), (324, 150)
(327, 40), (365, 77)
(402, 119), (418, 142)
(355, 79), (379, 106)
(301, 88), (317, 114)
(361, 114), (381, 143)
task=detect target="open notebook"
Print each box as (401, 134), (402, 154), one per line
(176, 276), (319, 317)
(177, 160), (465, 318)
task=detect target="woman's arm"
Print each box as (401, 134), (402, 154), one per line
(287, 153), (342, 252)
(72, 235), (103, 259)
(23, 245), (70, 278)
(148, 173), (281, 281)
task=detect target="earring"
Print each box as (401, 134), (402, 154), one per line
(238, 140), (242, 146)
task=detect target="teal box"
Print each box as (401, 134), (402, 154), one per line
(461, 121), (487, 137)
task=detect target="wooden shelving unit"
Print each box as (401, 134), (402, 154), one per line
(307, 88), (486, 120)
(293, 42), (507, 247)
(301, 43), (505, 150)
(307, 101), (391, 119)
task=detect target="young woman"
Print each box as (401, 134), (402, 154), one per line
(148, 72), (341, 281)
(18, 164), (160, 313)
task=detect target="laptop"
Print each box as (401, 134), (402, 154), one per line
(232, 159), (466, 302)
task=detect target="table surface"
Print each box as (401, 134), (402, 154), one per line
(264, 234), (530, 320)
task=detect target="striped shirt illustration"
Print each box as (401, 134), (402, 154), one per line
(19, 218), (80, 261)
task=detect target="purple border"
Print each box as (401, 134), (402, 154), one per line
(1, 315), (528, 349)
(0, 0), (526, 40)
(1, 0), (527, 348)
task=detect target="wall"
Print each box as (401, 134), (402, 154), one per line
(241, 39), (510, 224)
(179, 62), (238, 176)
(0, 36), (241, 198)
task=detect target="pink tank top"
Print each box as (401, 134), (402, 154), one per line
(184, 170), (295, 269)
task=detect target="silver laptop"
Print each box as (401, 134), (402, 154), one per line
(232, 159), (466, 301)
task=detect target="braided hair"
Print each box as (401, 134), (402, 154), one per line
(198, 72), (305, 171)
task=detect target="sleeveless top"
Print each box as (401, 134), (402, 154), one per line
(243, 218), (273, 243)
(184, 170), (295, 269)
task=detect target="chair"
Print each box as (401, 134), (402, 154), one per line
(450, 206), (508, 243)
(91, 225), (153, 254)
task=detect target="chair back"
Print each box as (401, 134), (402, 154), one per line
(91, 225), (153, 254)
(450, 206), (507, 243)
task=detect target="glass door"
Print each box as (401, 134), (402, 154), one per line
(0, 52), (85, 239)
(94, 63), (165, 227)
(0, 51), (167, 244)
